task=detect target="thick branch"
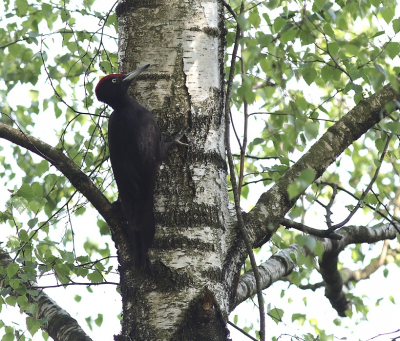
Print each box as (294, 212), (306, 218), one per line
(245, 82), (400, 247)
(279, 218), (342, 240)
(233, 223), (398, 313)
(0, 248), (93, 341)
(281, 240), (396, 291)
(0, 121), (117, 228)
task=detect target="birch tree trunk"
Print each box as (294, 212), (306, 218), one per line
(115, 1), (233, 340)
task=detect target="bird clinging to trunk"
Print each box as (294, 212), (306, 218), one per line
(95, 64), (186, 268)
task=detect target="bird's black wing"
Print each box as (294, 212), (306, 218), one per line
(108, 108), (161, 268)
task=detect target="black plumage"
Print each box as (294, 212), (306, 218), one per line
(95, 65), (180, 268)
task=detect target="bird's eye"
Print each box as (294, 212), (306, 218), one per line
(112, 78), (117, 83)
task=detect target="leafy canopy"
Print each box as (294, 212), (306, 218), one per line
(0, 0), (400, 340)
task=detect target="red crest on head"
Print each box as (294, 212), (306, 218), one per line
(95, 74), (125, 94)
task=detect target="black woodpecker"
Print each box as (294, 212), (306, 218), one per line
(95, 64), (185, 268)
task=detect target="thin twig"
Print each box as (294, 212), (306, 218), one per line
(330, 131), (393, 230)
(280, 218), (342, 240)
(224, 2), (265, 339)
(238, 35), (249, 200)
(232, 153), (282, 160)
(317, 181), (397, 227)
(230, 109), (243, 150)
(34, 281), (119, 289)
(228, 177), (272, 191)
(227, 321), (258, 341)
(219, 0), (237, 21)
(325, 183), (337, 229)
(248, 111), (294, 117)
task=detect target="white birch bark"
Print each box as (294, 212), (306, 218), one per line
(116, 1), (233, 339)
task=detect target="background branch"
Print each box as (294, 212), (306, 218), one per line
(245, 81), (400, 248)
(0, 121), (116, 228)
(0, 248), (93, 341)
(233, 223), (398, 313)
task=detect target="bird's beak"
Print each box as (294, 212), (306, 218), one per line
(123, 64), (150, 83)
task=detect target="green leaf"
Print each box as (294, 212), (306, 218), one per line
(7, 263), (20, 278)
(292, 313), (306, 325)
(268, 308), (284, 324)
(304, 122), (319, 140)
(95, 314), (103, 327)
(9, 279), (20, 289)
(88, 270), (103, 283)
(371, 30), (385, 38)
(76, 255), (89, 263)
(323, 23), (335, 38)
(343, 43), (360, 56)
(17, 294), (28, 310)
(26, 317), (40, 336)
(5, 296), (17, 307)
(386, 42), (400, 59)
(383, 268), (389, 278)
(15, 0), (29, 16)
(36, 160), (49, 176)
(1, 333), (15, 341)
(381, 7), (395, 24)
(27, 218), (38, 229)
(54, 264), (70, 283)
(302, 68), (317, 85)
(393, 18), (400, 33)
(386, 121), (400, 134)
(288, 169), (316, 199)
(389, 74), (399, 91)
(248, 10), (261, 29)
(16, 184), (35, 201)
(85, 316), (93, 331)
(29, 197), (47, 213)
(321, 65), (333, 82)
(19, 229), (29, 242)
(252, 137), (264, 145)
(75, 206), (86, 216)
(328, 42), (339, 55)
(273, 17), (286, 32)
(28, 90), (39, 102)
(266, 0), (279, 9)
(300, 31), (315, 46)
(313, 0), (326, 12)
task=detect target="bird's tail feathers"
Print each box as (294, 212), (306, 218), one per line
(125, 204), (155, 269)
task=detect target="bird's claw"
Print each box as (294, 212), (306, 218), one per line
(173, 127), (190, 146)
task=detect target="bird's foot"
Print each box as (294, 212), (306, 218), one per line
(173, 127), (190, 147)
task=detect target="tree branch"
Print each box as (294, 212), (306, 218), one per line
(0, 121), (117, 228)
(245, 80), (400, 247)
(0, 248), (93, 341)
(279, 218), (342, 240)
(281, 240), (397, 291)
(223, 2), (266, 339)
(232, 223), (399, 313)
